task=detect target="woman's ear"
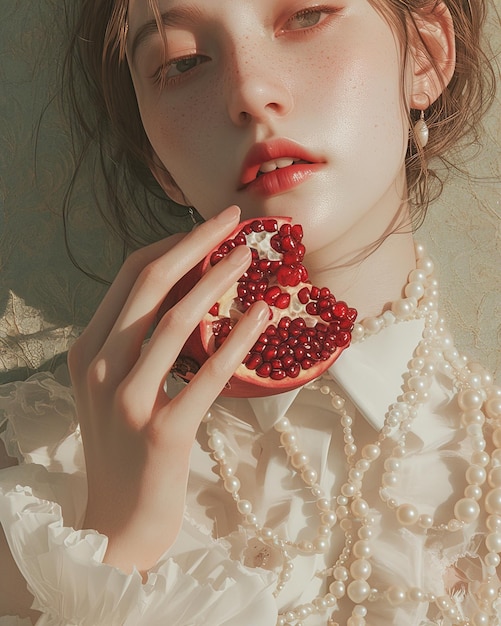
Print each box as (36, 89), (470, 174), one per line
(149, 151), (191, 206)
(408, 1), (456, 109)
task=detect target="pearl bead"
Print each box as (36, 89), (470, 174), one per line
(408, 587), (425, 602)
(472, 611), (490, 626)
(493, 428), (501, 449)
(387, 586), (406, 605)
(333, 566), (349, 581)
(351, 498), (370, 518)
(237, 499), (252, 515)
(417, 256), (434, 275)
(405, 281), (425, 299)
(485, 552), (500, 568)
(485, 532), (501, 553)
(391, 297), (417, 318)
(490, 467), (501, 487)
(291, 452), (309, 469)
(458, 389), (484, 411)
(464, 485), (482, 501)
(396, 504), (419, 526)
(362, 444), (380, 461)
(313, 537), (329, 553)
(486, 397), (501, 420)
(487, 515), (501, 531)
(485, 488), (501, 515)
(274, 417), (291, 432)
(224, 476), (241, 493)
(353, 540), (372, 558)
(466, 465), (487, 485)
(347, 580), (371, 603)
(330, 581), (346, 598)
(350, 558), (372, 580)
(418, 514), (434, 529)
(454, 498), (480, 523)
(301, 467), (318, 486)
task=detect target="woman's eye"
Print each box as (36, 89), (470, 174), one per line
(154, 54), (207, 84)
(286, 10), (322, 30)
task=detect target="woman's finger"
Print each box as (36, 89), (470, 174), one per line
(77, 205), (241, 362)
(116, 245), (253, 406)
(151, 300), (270, 439)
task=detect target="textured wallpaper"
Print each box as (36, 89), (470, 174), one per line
(0, 1), (500, 384)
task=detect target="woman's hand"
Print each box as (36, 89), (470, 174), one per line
(68, 205), (269, 575)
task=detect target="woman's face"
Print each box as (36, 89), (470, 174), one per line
(127, 0), (412, 261)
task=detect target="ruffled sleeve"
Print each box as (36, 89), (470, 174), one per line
(0, 374), (278, 626)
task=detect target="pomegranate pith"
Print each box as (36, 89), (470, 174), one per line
(162, 217), (357, 397)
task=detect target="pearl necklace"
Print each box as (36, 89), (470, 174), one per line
(203, 243), (501, 626)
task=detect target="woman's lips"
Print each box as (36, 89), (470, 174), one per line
(238, 139), (325, 197)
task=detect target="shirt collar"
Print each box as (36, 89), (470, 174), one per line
(248, 317), (425, 432)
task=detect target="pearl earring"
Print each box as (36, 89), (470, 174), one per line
(414, 110), (429, 149)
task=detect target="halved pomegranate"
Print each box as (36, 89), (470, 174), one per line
(162, 217), (357, 397)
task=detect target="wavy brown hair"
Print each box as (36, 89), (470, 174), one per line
(62, 0), (496, 258)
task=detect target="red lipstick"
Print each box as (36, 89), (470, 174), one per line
(239, 139), (324, 197)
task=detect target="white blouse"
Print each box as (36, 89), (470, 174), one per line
(0, 314), (500, 626)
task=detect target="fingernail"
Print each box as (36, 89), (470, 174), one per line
(228, 245), (250, 266)
(246, 301), (270, 322)
(214, 205), (240, 224)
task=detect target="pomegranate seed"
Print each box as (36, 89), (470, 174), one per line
(258, 259), (271, 271)
(298, 287), (310, 304)
(335, 332), (352, 348)
(301, 358), (314, 370)
(256, 363), (272, 377)
(291, 224), (303, 241)
(340, 318), (354, 330)
(253, 342), (265, 353)
(320, 310), (334, 322)
(262, 345), (278, 362)
(233, 233), (247, 245)
(243, 224), (253, 234)
(320, 287), (331, 298)
(245, 353), (263, 370)
(271, 369), (287, 381)
(294, 346), (306, 360)
(278, 316), (292, 329)
(282, 355), (295, 368)
(347, 307), (358, 322)
(279, 223), (291, 236)
(296, 243), (306, 260)
(281, 235), (297, 252)
(310, 286), (320, 299)
(315, 323), (329, 333)
(333, 302), (348, 318)
(264, 286), (281, 304)
(275, 293), (291, 309)
(208, 303), (220, 316)
(263, 219), (278, 232)
(306, 302), (318, 315)
(277, 266), (293, 286)
(270, 235), (282, 252)
(251, 220), (265, 232)
(210, 251), (224, 265)
(287, 363), (301, 378)
(283, 251), (300, 265)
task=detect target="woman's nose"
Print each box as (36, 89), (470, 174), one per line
(225, 47), (294, 126)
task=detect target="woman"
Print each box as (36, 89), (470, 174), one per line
(0, 1), (499, 624)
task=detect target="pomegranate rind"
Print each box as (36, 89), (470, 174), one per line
(160, 217), (356, 398)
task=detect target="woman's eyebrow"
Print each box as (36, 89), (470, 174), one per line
(130, 5), (203, 62)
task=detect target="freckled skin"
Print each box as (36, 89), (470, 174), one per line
(127, 0), (419, 317)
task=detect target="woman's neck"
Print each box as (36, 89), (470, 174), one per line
(305, 214), (417, 321)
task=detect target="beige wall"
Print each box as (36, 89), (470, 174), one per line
(0, 1), (500, 383)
